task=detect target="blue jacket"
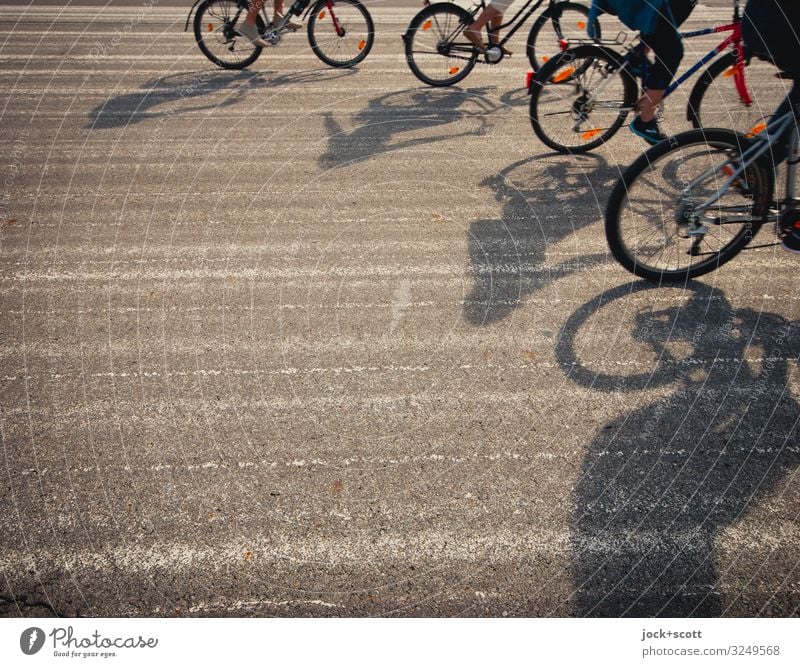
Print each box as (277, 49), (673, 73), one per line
(589, 0), (671, 37)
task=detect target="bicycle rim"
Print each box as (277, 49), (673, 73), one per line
(527, 2), (594, 71)
(195, 0), (262, 69)
(689, 53), (789, 136)
(405, 5), (477, 87)
(530, 47), (634, 153)
(308, 0), (374, 68)
(607, 130), (772, 282)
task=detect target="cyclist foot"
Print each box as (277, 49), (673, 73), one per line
(500, 45), (513, 56)
(274, 12), (302, 30)
(630, 116), (666, 145)
(238, 20), (270, 47)
(464, 29), (486, 52)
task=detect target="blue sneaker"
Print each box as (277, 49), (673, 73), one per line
(630, 116), (666, 145)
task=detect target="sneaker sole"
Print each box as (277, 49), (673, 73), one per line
(629, 124), (665, 146)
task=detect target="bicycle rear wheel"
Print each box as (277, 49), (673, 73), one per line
(194, 0), (264, 70)
(526, 1), (598, 72)
(605, 128), (774, 283)
(404, 3), (479, 87)
(307, 0), (374, 68)
(687, 52), (788, 136)
(529, 45), (637, 153)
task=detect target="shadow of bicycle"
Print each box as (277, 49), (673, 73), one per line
(319, 86), (504, 169)
(87, 67), (358, 130)
(463, 152), (619, 326)
(556, 281), (800, 616)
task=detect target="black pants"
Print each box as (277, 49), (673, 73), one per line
(641, 0), (697, 90)
(742, 0), (800, 78)
(743, 0), (800, 167)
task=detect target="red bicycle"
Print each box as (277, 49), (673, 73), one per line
(528, 0), (786, 153)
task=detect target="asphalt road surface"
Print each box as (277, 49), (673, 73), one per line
(1, 2), (799, 617)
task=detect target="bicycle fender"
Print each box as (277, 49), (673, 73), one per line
(303, 0), (324, 19)
(184, 0), (205, 31)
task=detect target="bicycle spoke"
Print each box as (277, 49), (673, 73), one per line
(309, 0), (374, 68)
(607, 130), (771, 281)
(405, 4), (478, 86)
(530, 46), (635, 152)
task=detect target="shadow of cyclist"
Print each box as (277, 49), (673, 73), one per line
(319, 86), (503, 169)
(463, 152), (618, 326)
(87, 67), (357, 130)
(556, 282), (800, 616)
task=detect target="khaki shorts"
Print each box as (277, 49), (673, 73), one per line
(489, 0), (514, 13)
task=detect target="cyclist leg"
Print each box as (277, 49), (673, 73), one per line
(638, 0), (695, 121)
(273, 0), (302, 30)
(240, 0), (270, 45)
(465, 0), (512, 52)
(465, 5), (502, 51)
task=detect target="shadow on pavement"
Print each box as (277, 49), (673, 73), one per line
(463, 152), (617, 326)
(556, 281), (800, 616)
(87, 67), (358, 129)
(319, 86), (503, 168)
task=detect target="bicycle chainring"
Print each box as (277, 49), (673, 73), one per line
(262, 28), (281, 45)
(484, 45), (503, 64)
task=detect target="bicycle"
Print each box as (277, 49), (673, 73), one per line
(402, 0), (599, 87)
(604, 76), (799, 283)
(528, 0), (783, 153)
(186, 0), (374, 69)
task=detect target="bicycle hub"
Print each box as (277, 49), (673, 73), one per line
(484, 45), (503, 65)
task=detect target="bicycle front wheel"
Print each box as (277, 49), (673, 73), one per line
(526, 1), (598, 72)
(529, 45), (637, 153)
(404, 3), (479, 87)
(194, 0), (264, 70)
(687, 52), (788, 135)
(307, 0), (374, 68)
(605, 128), (774, 283)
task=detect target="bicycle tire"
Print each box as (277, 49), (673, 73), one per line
(194, 0), (264, 70)
(404, 3), (479, 87)
(307, 0), (374, 68)
(526, 1), (598, 72)
(605, 128), (774, 283)
(529, 45), (637, 153)
(687, 51), (787, 135)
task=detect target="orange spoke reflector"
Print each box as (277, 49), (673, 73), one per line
(422, 20), (432, 30)
(318, 10), (326, 19)
(722, 165), (734, 177)
(208, 23), (214, 31)
(746, 122), (767, 137)
(723, 66), (737, 78)
(581, 129), (602, 140)
(358, 39), (366, 50)
(577, 21), (586, 29)
(542, 55), (549, 63)
(449, 66), (460, 75)
(552, 67), (575, 83)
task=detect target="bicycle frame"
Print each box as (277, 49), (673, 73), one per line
(493, 0), (560, 47)
(424, 0), (574, 52)
(184, 0), (333, 33)
(570, 3), (751, 119)
(689, 107), (799, 217)
(664, 9), (748, 104)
